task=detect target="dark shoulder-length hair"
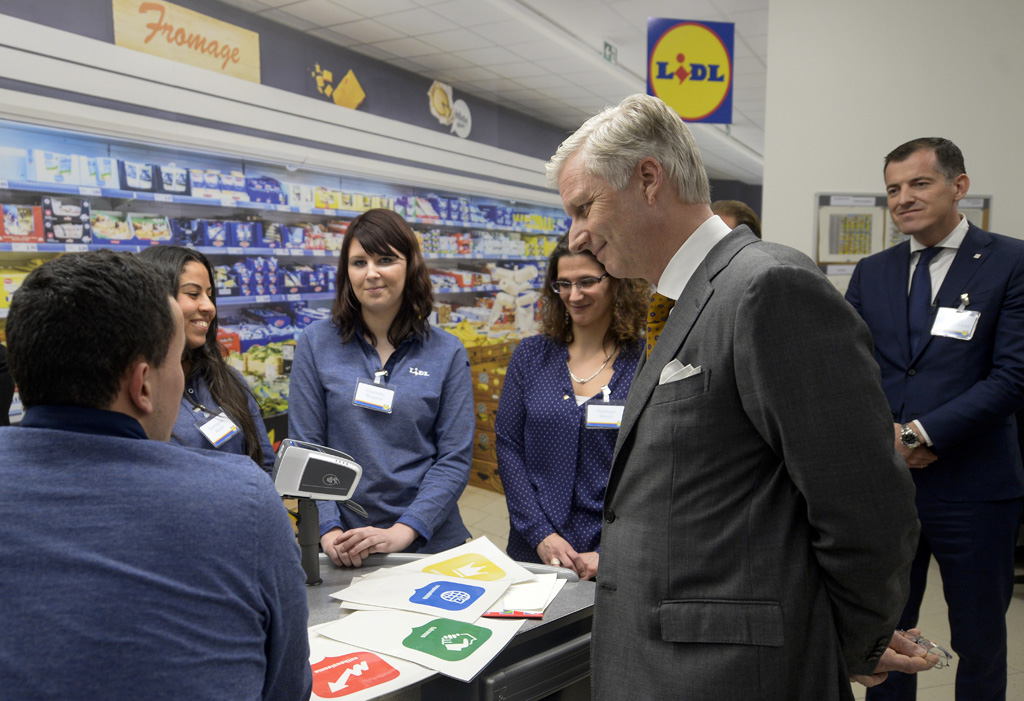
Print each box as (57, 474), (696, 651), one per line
(538, 236), (649, 347)
(137, 245), (265, 466)
(332, 208), (433, 346)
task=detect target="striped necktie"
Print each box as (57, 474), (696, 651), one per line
(646, 292), (675, 358)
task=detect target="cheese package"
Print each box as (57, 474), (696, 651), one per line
(129, 214), (172, 245)
(27, 149), (80, 184)
(0, 205), (44, 243)
(90, 211), (133, 244)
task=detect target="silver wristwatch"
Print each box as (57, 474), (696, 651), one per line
(900, 423), (922, 450)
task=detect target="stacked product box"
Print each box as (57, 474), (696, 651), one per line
(42, 197), (92, 244)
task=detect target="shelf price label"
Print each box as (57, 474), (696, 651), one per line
(154, 194), (174, 203)
(220, 197), (236, 208)
(275, 204), (291, 212)
(12, 243), (38, 252)
(79, 186), (102, 196)
(312, 250), (327, 257)
(255, 295), (272, 303)
(64, 244), (89, 252)
(0, 180), (8, 189)
(227, 247), (245, 255)
(286, 294), (301, 301)
(299, 207), (312, 215)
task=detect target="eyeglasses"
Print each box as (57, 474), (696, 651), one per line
(550, 274), (609, 294)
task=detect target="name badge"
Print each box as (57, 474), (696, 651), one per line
(586, 403), (625, 429)
(931, 307), (980, 341)
(354, 380), (395, 413)
(196, 411), (240, 448)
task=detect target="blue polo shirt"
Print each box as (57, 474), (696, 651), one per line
(288, 319), (474, 553)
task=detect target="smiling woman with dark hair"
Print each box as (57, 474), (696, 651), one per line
(288, 208), (474, 567)
(138, 245), (273, 471)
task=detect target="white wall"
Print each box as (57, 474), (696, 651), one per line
(762, 0), (1024, 265)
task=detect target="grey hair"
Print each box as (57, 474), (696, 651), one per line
(545, 94), (711, 205)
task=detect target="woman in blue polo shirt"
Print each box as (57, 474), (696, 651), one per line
(288, 209), (473, 566)
(496, 239), (647, 580)
(138, 245), (274, 472)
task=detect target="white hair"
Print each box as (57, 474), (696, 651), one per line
(546, 94), (711, 205)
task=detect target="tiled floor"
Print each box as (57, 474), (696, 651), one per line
(457, 485), (1024, 698)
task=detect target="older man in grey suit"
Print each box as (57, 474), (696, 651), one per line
(547, 94), (927, 699)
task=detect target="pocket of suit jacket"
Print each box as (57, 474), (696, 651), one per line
(650, 368), (710, 405)
(659, 599), (784, 647)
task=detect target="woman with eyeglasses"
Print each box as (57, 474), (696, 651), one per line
(495, 237), (648, 580)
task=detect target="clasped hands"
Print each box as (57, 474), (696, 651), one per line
(893, 422), (937, 469)
(537, 533), (599, 580)
(851, 629), (944, 687)
(320, 523), (418, 567)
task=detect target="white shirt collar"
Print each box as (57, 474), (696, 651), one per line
(655, 215), (733, 300)
(909, 214), (969, 254)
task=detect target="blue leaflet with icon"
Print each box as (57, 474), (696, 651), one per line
(410, 581), (485, 611)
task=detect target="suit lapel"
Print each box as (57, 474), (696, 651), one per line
(885, 242), (912, 365)
(609, 230), (758, 500)
(911, 225), (992, 362)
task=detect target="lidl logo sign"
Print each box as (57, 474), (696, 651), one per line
(648, 18), (734, 123)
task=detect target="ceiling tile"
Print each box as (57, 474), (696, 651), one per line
(333, 17), (405, 43)
(371, 36), (439, 57)
(482, 61), (549, 80)
(464, 77), (527, 92)
(505, 39), (581, 62)
(451, 45), (524, 66)
(470, 19), (545, 45)
(308, 26), (360, 46)
(428, 0), (511, 26)
(278, 0), (362, 26)
(515, 73), (575, 90)
(413, 52), (474, 71)
(326, 0), (417, 17)
(372, 7), (457, 34)
(436, 65), (502, 82)
(254, 0), (307, 7)
(418, 28), (494, 52)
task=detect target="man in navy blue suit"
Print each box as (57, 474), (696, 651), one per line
(847, 138), (1024, 700)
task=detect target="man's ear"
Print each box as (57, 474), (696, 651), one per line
(952, 173), (970, 203)
(126, 360), (153, 416)
(636, 157), (663, 205)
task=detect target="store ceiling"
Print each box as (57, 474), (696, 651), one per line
(219, 0), (767, 184)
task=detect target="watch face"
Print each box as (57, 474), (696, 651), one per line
(901, 428), (920, 447)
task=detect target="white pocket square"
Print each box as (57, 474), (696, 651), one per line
(659, 359), (702, 385)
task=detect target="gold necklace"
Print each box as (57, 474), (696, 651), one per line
(568, 346), (614, 384)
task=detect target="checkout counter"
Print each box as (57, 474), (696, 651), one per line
(306, 553), (595, 701)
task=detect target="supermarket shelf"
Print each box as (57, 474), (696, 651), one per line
(0, 179), (566, 235)
(216, 291), (335, 307)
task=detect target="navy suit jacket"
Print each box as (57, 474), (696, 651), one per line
(846, 223), (1024, 502)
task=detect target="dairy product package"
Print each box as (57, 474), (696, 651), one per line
(27, 149), (80, 184)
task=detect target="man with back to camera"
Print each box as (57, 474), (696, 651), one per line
(846, 138), (1024, 700)
(0, 250), (312, 699)
(547, 94), (931, 699)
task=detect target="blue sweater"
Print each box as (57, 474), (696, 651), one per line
(288, 319), (473, 553)
(495, 335), (642, 562)
(0, 406), (311, 700)
(172, 367), (275, 472)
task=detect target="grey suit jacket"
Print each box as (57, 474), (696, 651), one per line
(591, 229), (919, 700)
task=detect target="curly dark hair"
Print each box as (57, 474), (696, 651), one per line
(331, 209), (433, 346)
(538, 236), (649, 346)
